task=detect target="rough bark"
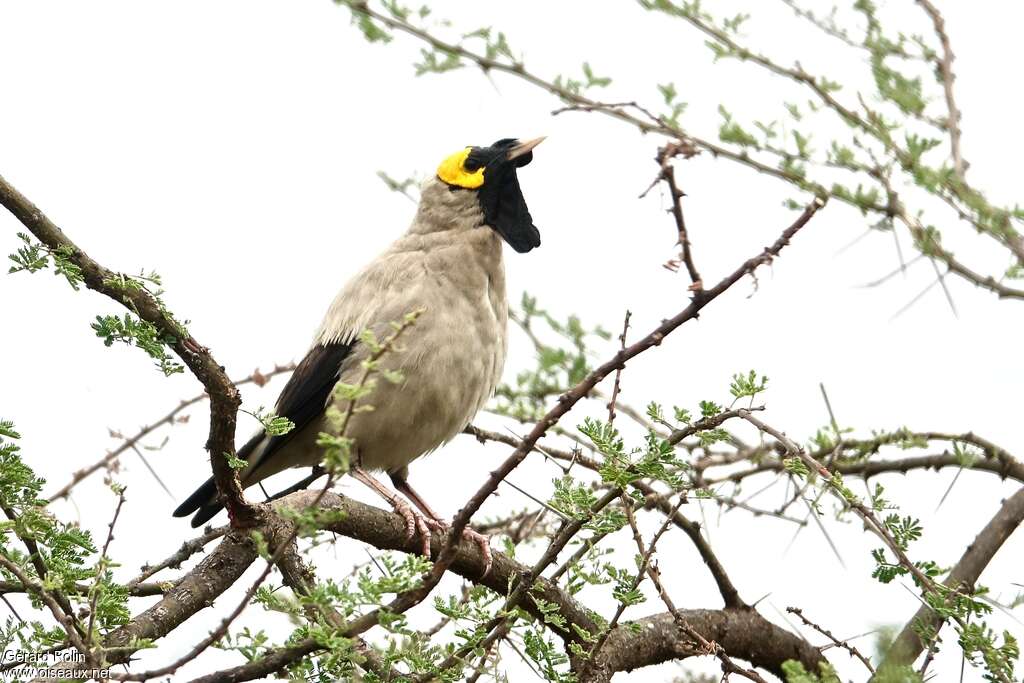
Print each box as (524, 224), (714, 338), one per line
(880, 486), (1024, 672)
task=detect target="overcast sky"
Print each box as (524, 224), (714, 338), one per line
(1, 2), (1022, 681)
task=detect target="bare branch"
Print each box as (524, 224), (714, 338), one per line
(915, 0), (966, 181)
(47, 364), (295, 504)
(86, 489), (127, 646)
(0, 174), (256, 524)
(444, 197), (825, 558)
(787, 606), (875, 674)
(653, 142), (703, 289)
(606, 310), (631, 425)
(127, 526), (227, 589)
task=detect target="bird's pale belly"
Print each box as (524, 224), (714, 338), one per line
(338, 304), (505, 475)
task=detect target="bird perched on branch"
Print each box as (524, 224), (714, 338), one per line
(174, 137), (545, 568)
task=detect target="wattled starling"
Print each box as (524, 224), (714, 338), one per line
(174, 137), (546, 569)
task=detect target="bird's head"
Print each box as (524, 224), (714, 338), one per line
(436, 137), (544, 253)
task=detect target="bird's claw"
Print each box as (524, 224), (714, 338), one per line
(391, 498), (433, 557)
(389, 501), (491, 575)
(421, 519), (492, 577)
(464, 527), (492, 577)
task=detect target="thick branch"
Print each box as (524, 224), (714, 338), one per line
(191, 491), (823, 682)
(315, 492), (819, 678)
(29, 532), (256, 681)
(103, 532), (256, 659)
(0, 174), (256, 524)
(880, 486), (1024, 671)
(597, 610), (822, 682)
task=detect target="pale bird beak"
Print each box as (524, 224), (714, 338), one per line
(506, 136), (546, 161)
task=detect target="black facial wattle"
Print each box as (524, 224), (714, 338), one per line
(479, 163), (540, 254)
(468, 138), (541, 254)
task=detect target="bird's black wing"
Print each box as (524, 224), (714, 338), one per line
(245, 340), (354, 478)
(173, 340), (352, 526)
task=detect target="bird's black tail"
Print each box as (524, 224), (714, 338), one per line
(173, 432), (265, 528)
(172, 476), (222, 528)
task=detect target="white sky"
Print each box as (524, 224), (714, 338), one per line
(1, 2), (1022, 681)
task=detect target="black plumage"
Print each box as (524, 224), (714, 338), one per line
(173, 341), (352, 527)
(173, 136), (543, 563)
(467, 139), (541, 254)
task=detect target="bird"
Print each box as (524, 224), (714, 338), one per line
(173, 136), (545, 568)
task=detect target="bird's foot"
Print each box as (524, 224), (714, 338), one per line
(384, 494), (492, 575)
(419, 518), (492, 577)
(462, 526), (493, 577)
(390, 497), (433, 557)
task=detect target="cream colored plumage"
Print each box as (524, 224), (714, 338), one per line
(251, 178), (508, 480)
(174, 138), (543, 538)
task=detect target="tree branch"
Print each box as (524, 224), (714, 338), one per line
(464, 424), (748, 610)
(189, 490), (823, 682)
(444, 196), (825, 555)
(881, 486), (1024, 670)
(914, 0), (966, 181)
(343, 0), (1024, 300)
(0, 174), (260, 525)
(29, 531), (257, 681)
(47, 363), (295, 504)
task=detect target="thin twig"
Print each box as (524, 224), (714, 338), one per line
(584, 493), (686, 666)
(127, 526), (227, 588)
(0, 556), (94, 666)
(645, 553), (767, 682)
(882, 486), (1024, 670)
(741, 411), (1014, 683)
(915, 0), (966, 181)
(87, 488), (127, 645)
(47, 363), (295, 503)
(606, 310), (631, 424)
(654, 142), (702, 289)
(787, 606), (875, 674)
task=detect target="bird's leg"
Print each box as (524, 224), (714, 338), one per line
(389, 475), (446, 523)
(390, 472), (493, 576)
(265, 466), (327, 503)
(351, 468), (432, 557)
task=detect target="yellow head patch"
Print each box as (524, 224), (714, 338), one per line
(437, 147), (485, 189)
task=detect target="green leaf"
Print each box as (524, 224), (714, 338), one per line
(90, 313), (183, 376)
(224, 451), (247, 470)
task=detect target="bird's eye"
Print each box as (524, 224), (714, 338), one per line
(463, 149), (486, 172)
(437, 147), (487, 189)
